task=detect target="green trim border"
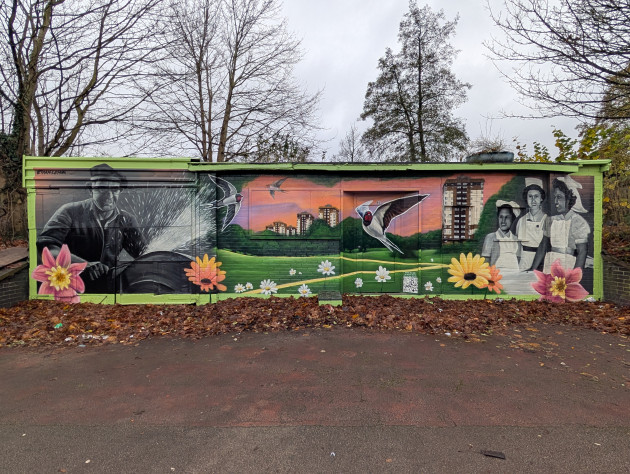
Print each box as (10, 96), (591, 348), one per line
(23, 156), (610, 304)
(189, 160), (611, 173)
(567, 163), (609, 300)
(23, 156), (613, 178)
(31, 292), (603, 306)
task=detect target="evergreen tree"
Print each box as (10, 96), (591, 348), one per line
(360, 2), (470, 162)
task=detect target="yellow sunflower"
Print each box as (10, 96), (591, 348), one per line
(185, 254), (227, 292)
(447, 252), (491, 290)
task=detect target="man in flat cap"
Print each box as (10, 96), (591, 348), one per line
(37, 163), (145, 293)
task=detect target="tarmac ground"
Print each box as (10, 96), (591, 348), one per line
(1, 323), (629, 473)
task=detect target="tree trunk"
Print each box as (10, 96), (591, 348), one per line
(217, 44), (238, 163)
(12, 0), (59, 159)
(217, 81), (233, 163)
(416, 37), (427, 162)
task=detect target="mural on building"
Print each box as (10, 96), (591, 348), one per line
(209, 175), (243, 231)
(36, 164), (147, 295)
(27, 160), (599, 303)
(33, 164), (216, 297)
(442, 176), (484, 241)
(355, 193), (428, 254)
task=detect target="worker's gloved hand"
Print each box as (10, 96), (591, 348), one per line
(85, 262), (109, 280)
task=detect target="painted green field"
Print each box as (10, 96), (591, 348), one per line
(215, 248), (493, 297)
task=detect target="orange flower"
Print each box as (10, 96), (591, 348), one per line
(486, 265), (503, 294)
(184, 254), (226, 292)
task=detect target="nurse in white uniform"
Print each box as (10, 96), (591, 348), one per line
(482, 200), (521, 273)
(516, 178), (548, 271)
(544, 177), (590, 272)
(529, 175), (590, 273)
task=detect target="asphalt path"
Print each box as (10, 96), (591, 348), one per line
(1, 324), (629, 473)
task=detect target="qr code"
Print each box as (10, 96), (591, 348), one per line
(402, 273), (418, 294)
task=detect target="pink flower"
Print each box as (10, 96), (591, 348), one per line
(32, 245), (87, 303)
(531, 259), (589, 303)
(531, 270), (553, 300)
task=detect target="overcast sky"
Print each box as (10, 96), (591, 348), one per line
(282, 0), (581, 159)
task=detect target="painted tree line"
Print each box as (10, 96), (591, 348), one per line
(1, 0), (630, 235)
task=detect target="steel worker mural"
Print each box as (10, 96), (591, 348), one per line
(25, 158), (603, 303)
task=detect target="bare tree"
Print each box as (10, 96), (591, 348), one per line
(239, 132), (311, 163)
(333, 123), (365, 162)
(466, 119), (513, 156)
(0, 0), (165, 161)
(487, 0), (630, 121)
(138, 0), (321, 162)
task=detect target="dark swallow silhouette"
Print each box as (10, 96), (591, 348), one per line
(355, 193), (429, 254)
(266, 177), (288, 198)
(210, 176), (243, 231)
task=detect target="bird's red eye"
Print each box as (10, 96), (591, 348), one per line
(236, 194), (242, 202)
(363, 211), (373, 224)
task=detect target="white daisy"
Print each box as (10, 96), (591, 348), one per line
(234, 283), (245, 293)
(317, 260), (335, 276)
(298, 284), (311, 297)
(436, 277), (442, 283)
(289, 268), (296, 276)
(375, 266), (391, 283)
(354, 278), (363, 288)
(245, 282), (253, 290)
(424, 281), (433, 292)
(430, 258), (434, 262)
(259, 279), (277, 295)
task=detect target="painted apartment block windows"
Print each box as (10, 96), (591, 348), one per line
(318, 204), (340, 227)
(297, 212), (315, 235)
(442, 176), (484, 241)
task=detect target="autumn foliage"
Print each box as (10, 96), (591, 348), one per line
(1, 295), (627, 348)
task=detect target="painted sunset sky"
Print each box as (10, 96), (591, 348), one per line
(230, 174), (515, 236)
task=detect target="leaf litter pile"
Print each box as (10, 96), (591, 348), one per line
(1, 295), (628, 348)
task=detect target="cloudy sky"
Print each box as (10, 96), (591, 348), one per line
(282, 0), (581, 159)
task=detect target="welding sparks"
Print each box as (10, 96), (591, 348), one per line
(120, 182), (217, 256)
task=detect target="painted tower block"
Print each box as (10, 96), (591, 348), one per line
(297, 212), (315, 235)
(319, 204), (340, 226)
(442, 176), (484, 241)
(23, 157), (610, 304)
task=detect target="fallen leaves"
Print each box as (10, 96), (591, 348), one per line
(0, 295), (628, 348)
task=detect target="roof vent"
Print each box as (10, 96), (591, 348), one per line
(465, 151), (514, 163)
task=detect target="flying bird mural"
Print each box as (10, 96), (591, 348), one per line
(266, 177), (288, 198)
(355, 193), (429, 254)
(210, 176), (243, 231)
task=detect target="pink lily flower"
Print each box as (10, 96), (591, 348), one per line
(531, 259), (589, 303)
(531, 270), (553, 300)
(32, 245), (87, 303)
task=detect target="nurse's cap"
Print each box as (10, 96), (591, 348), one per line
(496, 199), (521, 218)
(556, 175), (587, 213)
(525, 177), (543, 189)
